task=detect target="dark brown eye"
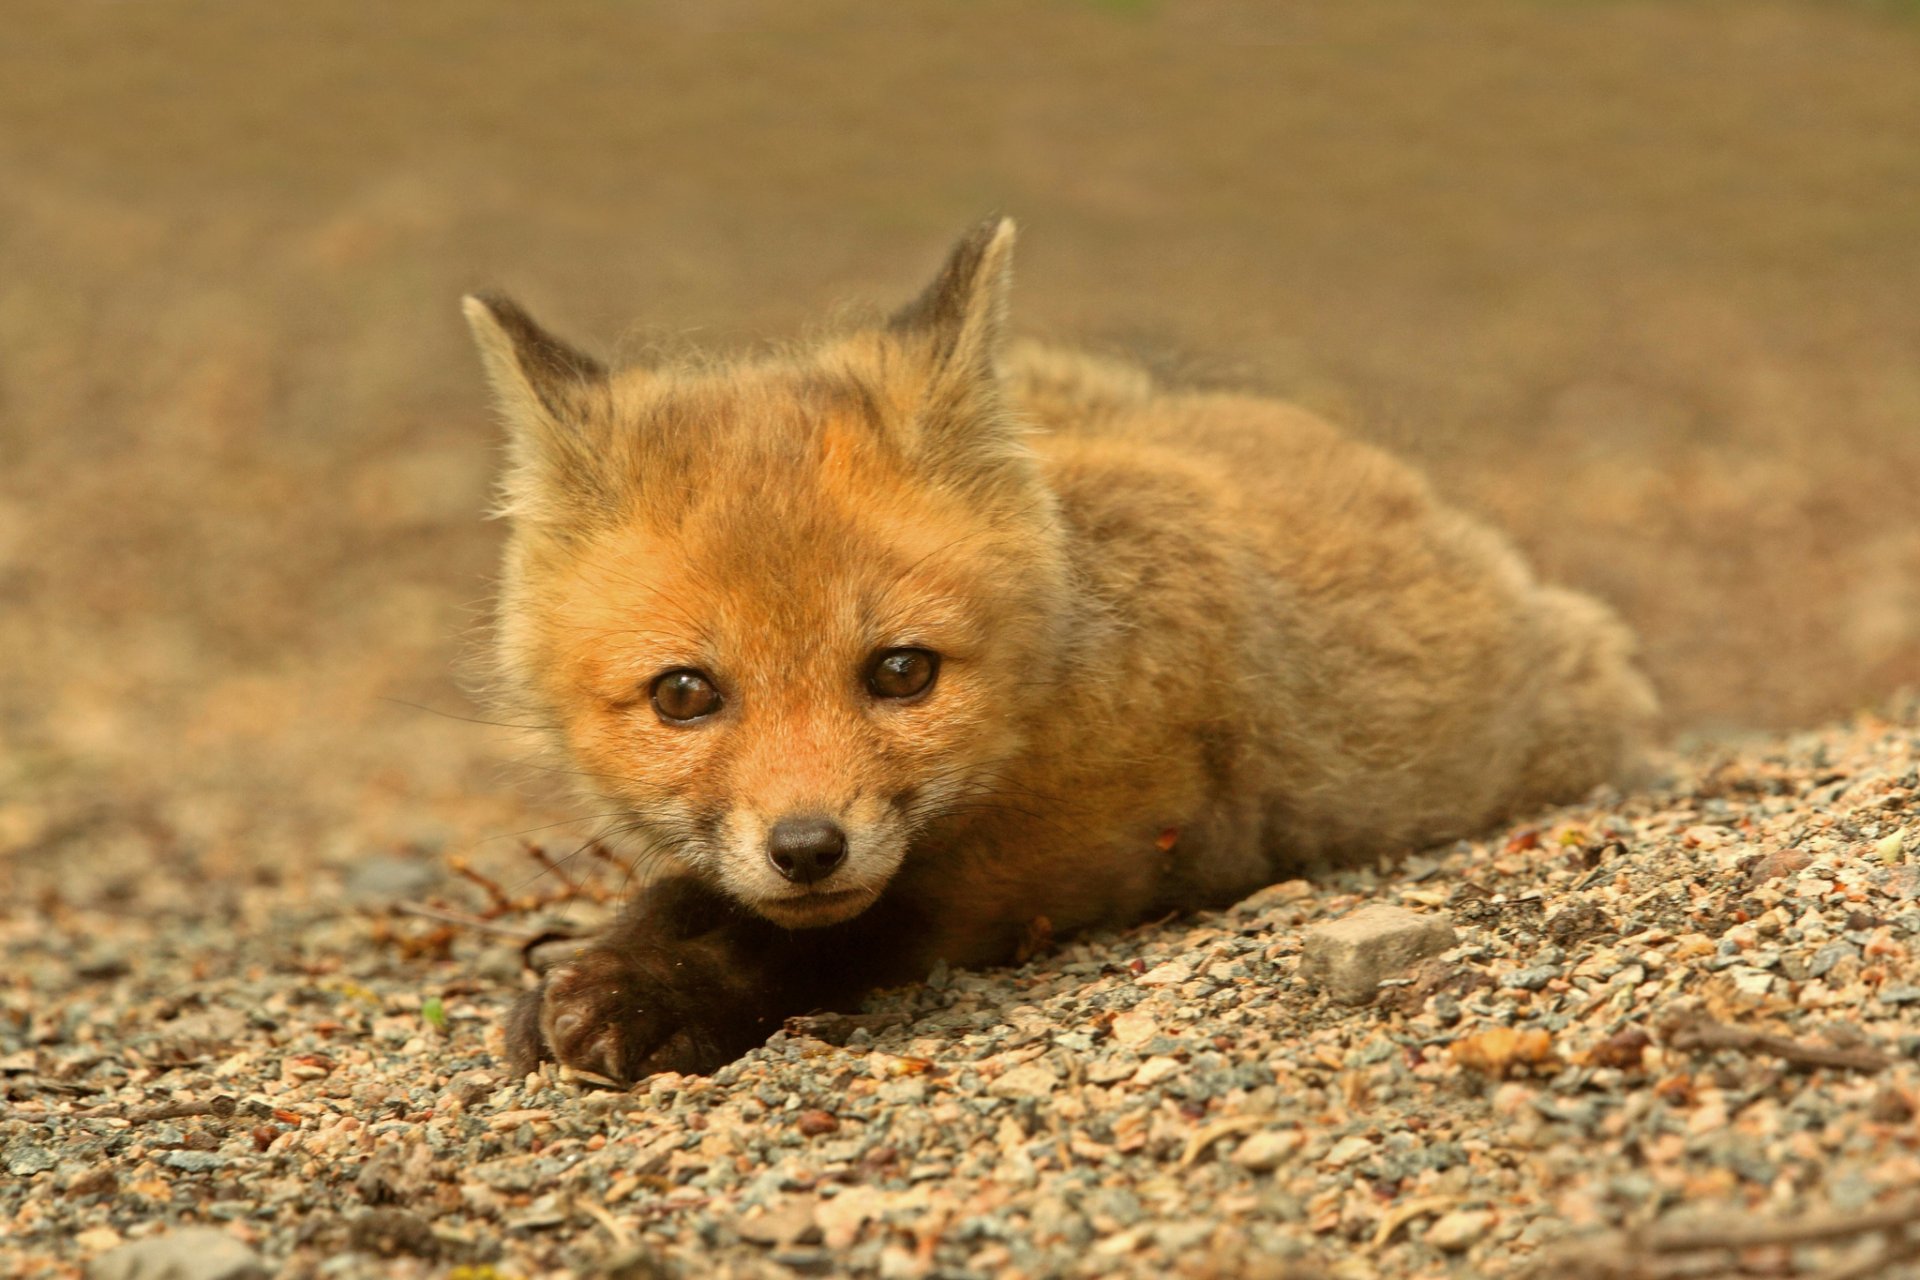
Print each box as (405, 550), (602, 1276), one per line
(868, 648), (939, 700)
(650, 669), (722, 722)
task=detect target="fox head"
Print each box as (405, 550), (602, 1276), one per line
(465, 219), (1070, 927)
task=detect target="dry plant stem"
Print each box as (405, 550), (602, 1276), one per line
(79, 1097), (237, 1123)
(1815, 1230), (1920, 1280)
(525, 841), (581, 894)
(446, 856), (515, 914)
(1535, 1201), (1920, 1280)
(1664, 1016), (1889, 1074)
(1641, 1199), (1920, 1251)
(392, 900), (537, 941)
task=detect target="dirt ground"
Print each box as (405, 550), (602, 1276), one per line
(3, 2), (1920, 1276)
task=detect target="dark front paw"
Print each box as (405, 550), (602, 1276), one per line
(504, 947), (738, 1085)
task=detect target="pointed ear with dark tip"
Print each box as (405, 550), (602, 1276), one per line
(462, 293), (613, 525)
(888, 216), (1017, 378)
(462, 292), (607, 425)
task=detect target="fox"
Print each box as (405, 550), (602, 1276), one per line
(462, 217), (1659, 1085)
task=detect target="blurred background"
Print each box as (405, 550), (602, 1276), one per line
(3, 0), (1918, 909)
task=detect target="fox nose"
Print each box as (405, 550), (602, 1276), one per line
(766, 816), (848, 885)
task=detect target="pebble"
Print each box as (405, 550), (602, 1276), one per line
(1133, 1056), (1183, 1087)
(1426, 1209), (1496, 1253)
(1135, 960), (1192, 987)
(5, 1144), (56, 1177)
(988, 1062), (1059, 1099)
(1806, 941), (1854, 977)
(1300, 904), (1457, 1004)
(1503, 966), (1560, 991)
(85, 1228), (268, 1280)
(1323, 1135), (1375, 1168)
(1110, 1010), (1158, 1046)
(1231, 1129), (1305, 1172)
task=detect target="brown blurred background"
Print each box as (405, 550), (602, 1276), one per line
(4, 1), (1919, 902)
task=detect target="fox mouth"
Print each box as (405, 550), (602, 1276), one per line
(754, 885), (877, 927)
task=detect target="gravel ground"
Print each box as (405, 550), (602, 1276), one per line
(6, 701), (1920, 1280)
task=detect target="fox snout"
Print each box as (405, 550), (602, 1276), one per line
(765, 815), (848, 885)
(712, 795), (908, 928)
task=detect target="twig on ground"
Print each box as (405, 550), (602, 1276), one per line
(1175, 1113), (1267, 1169)
(445, 856), (515, 915)
(524, 841), (581, 895)
(392, 900), (536, 940)
(1524, 1198), (1920, 1280)
(1367, 1195), (1459, 1253)
(79, 1096), (238, 1123)
(1663, 1013), (1889, 1074)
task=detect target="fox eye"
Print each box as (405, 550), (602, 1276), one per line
(651, 669), (722, 722)
(868, 648), (939, 701)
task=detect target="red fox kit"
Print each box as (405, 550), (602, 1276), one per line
(464, 219), (1657, 1083)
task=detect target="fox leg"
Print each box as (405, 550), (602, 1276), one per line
(505, 876), (923, 1084)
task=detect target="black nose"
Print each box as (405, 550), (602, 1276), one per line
(766, 816), (848, 885)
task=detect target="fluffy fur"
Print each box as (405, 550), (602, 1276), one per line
(464, 218), (1658, 1083)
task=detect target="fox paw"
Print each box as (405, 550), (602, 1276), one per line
(505, 948), (729, 1086)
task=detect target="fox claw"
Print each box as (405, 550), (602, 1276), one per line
(506, 947), (734, 1086)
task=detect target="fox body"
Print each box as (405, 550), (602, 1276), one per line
(465, 219), (1657, 1083)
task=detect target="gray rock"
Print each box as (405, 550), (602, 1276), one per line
(85, 1228), (268, 1280)
(1806, 941), (1856, 978)
(5, 1143), (57, 1177)
(158, 1151), (230, 1173)
(1503, 966), (1561, 992)
(1300, 905), (1457, 1004)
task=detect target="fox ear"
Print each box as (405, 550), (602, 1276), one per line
(462, 293), (613, 524)
(462, 293), (606, 425)
(888, 216), (1016, 381)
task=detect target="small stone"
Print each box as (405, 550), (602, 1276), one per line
(988, 1062), (1059, 1099)
(345, 1208), (441, 1258)
(1110, 1011), (1158, 1046)
(1544, 902), (1612, 945)
(1132, 1056), (1183, 1087)
(1806, 942), (1855, 978)
(1503, 966), (1560, 992)
(1727, 967), (1774, 997)
(795, 1110), (839, 1136)
(1135, 960), (1191, 987)
(1154, 1221), (1213, 1252)
(5, 1144), (56, 1177)
(1232, 1129), (1305, 1171)
(85, 1227), (268, 1280)
(157, 1151), (231, 1173)
(737, 1198), (822, 1247)
(1878, 830), (1909, 865)
(1301, 905), (1457, 1005)
(1426, 1208), (1495, 1252)
(74, 1227), (124, 1255)
(1323, 1135), (1374, 1168)
(1750, 848), (1813, 882)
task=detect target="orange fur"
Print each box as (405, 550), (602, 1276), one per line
(465, 219), (1658, 974)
